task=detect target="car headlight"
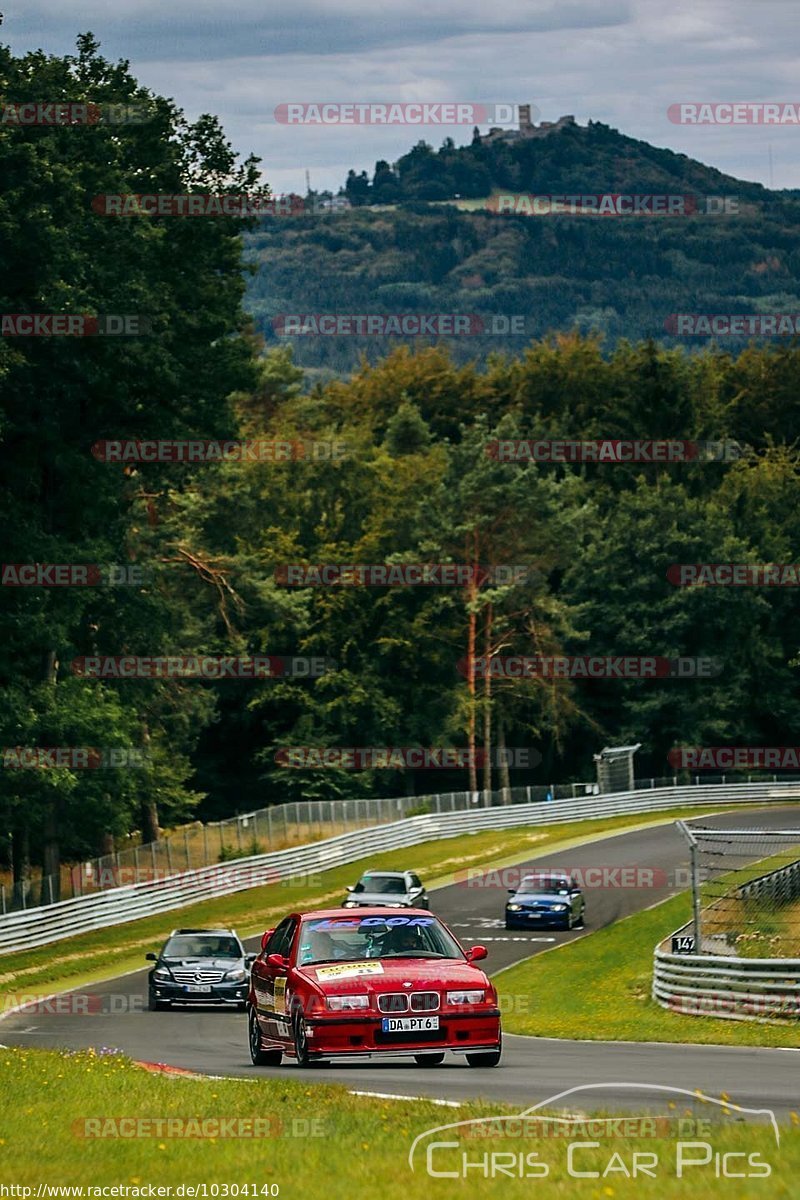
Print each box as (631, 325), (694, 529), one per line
(342, 900), (358, 908)
(506, 903), (521, 911)
(224, 968), (247, 982)
(552, 904), (567, 911)
(326, 994), (370, 1011)
(153, 967), (171, 980)
(446, 989), (486, 1005)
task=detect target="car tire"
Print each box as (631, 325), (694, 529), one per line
(414, 1053), (445, 1066)
(249, 1007), (281, 1066)
(576, 908), (586, 927)
(237, 1002), (248, 1012)
(466, 1045), (502, 1068)
(505, 921), (517, 931)
(148, 987), (170, 1012)
(292, 1005), (311, 1068)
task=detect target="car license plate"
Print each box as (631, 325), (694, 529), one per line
(184, 984), (212, 994)
(381, 1016), (439, 1032)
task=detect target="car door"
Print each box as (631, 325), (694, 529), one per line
(254, 917), (297, 1043)
(409, 872), (428, 908)
(569, 877), (583, 921)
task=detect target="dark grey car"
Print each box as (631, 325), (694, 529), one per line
(146, 927), (257, 1011)
(341, 869), (429, 909)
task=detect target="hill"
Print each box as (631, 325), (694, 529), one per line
(244, 119), (800, 377)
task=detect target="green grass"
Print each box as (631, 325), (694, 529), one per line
(496, 890), (800, 1048)
(0, 1048), (797, 1197)
(0, 808), (741, 1014)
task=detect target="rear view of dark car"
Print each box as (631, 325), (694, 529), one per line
(146, 927), (256, 1010)
(505, 873), (585, 930)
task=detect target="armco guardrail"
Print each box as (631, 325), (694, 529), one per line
(1, 780), (798, 955)
(654, 855), (800, 1021)
(738, 860), (800, 905)
(653, 935), (800, 1021)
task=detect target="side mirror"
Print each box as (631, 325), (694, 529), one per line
(244, 953), (257, 967)
(466, 945), (488, 962)
(507, 888), (516, 894)
(267, 953), (290, 971)
(345, 885), (354, 893)
(261, 929), (275, 951)
(409, 886), (422, 896)
(145, 952), (157, 961)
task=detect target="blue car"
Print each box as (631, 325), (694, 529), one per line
(505, 872), (585, 930)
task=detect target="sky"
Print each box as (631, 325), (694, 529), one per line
(4, 0), (800, 195)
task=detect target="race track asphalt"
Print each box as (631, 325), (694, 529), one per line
(2, 806), (799, 1115)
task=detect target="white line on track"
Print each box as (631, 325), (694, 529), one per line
(349, 1089), (461, 1107)
(467, 936), (557, 943)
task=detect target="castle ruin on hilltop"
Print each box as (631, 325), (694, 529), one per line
(480, 107), (577, 144)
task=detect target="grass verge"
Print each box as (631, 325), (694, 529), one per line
(496, 889), (800, 1048)
(0, 806), (746, 1015)
(0, 1048), (796, 1197)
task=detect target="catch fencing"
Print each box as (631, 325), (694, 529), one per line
(1, 779), (797, 955)
(653, 829), (800, 1021)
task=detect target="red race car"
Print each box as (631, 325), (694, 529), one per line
(247, 907), (502, 1068)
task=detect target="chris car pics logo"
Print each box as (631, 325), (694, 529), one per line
(408, 1084), (778, 1179)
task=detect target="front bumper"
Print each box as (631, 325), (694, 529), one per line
(506, 908), (570, 926)
(300, 1008), (501, 1056)
(151, 980), (248, 1004)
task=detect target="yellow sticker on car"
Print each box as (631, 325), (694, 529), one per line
(274, 977), (287, 1011)
(315, 961), (385, 980)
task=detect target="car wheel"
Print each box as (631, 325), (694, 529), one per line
(292, 1006), (311, 1068)
(576, 907), (586, 927)
(414, 1053), (445, 1066)
(148, 987), (170, 1012)
(505, 920), (516, 931)
(249, 1007), (281, 1066)
(237, 1001), (247, 1013)
(466, 1046), (502, 1067)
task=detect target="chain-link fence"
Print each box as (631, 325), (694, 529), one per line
(6, 771), (800, 914)
(1, 778), (606, 912)
(677, 821), (800, 957)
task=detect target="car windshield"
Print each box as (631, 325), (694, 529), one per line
(296, 915), (462, 965)
(353, 875), (407, 894)
(163, 935), (241, 958)
(517, 879), (570, 895)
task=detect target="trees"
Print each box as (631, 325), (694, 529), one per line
(0, 35), (265, 884)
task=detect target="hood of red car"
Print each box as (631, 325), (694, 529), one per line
(294, 957), (489, 992)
